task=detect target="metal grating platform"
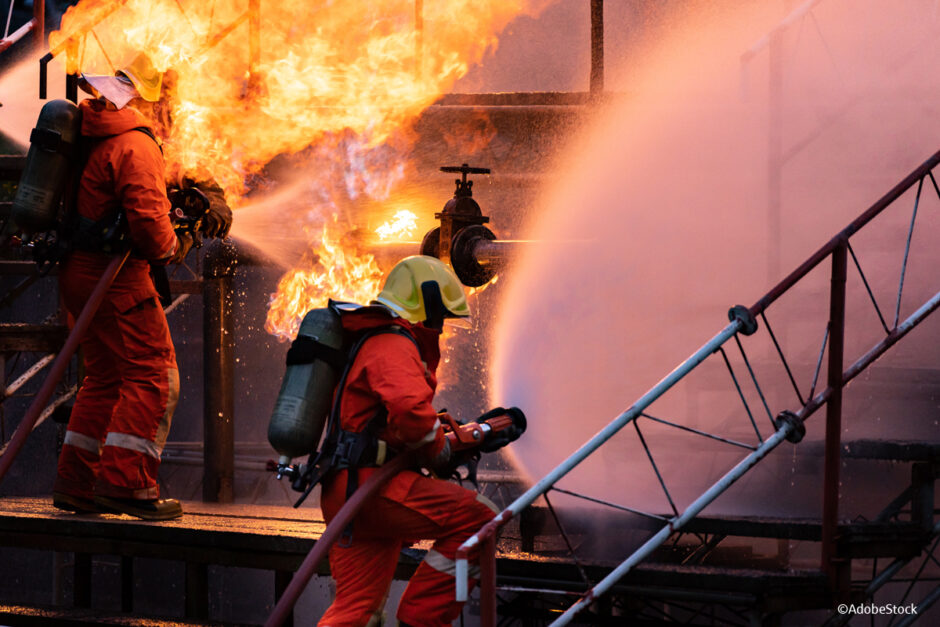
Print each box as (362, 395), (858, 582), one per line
(0, 496), (844, 624)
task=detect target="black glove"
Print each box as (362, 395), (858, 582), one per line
(201, 187), (232, 239)
(476, 407), (526, 453)
(179, 177), (232, 239)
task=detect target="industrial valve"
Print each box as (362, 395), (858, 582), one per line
(420, 163), (500, 287)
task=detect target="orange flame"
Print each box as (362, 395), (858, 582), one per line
(49, 0), (547, 339)
(50, 0), (543, 200)
(375, 209), (419, 241)
(264, 219), (384, 340)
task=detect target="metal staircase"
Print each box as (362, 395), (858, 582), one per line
(459, 150), (940, 626)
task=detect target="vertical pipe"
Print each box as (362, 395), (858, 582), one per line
(767, 29), (783, 285)
(203, 241), (237, 503)
(66, 73), (79, 103)
(821, 241), (847, 593)
(414, 0), (424, 81)
(39, 53), (51, 99)
(479, 535), (497, 627)
(911, 463), (934, 531)
(589, 0), (604, 95)
(65, 39), (80, 104)
(33, 0), (44, 53)
(248, 0), (260, 90)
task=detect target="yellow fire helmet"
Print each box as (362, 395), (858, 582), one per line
(117, 53), (163, 103)
(374, 255), (471, 329)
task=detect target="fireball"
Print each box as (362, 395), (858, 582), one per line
(49, 0), (547, 337)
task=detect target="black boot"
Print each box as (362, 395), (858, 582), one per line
(94, 495), (183, 521)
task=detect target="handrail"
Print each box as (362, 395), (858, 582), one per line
(750, 150), (940, 316)
(0, 0), (42, 55)
(458, 149), (940, 625)
(454, 316), (748, 600)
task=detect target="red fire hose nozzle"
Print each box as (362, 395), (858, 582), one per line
(441, 407), (527, 454)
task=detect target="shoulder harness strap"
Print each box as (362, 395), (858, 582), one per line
(293, 324), (420, 509)
(64, 127), (163, 255)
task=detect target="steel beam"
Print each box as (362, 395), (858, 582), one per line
(590, 0), (604, 94)
(821, 241), (847, 594)
(202, 241), (237, 503)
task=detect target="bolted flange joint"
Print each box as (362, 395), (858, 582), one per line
(774, 410), (806, 443)
(728, 305), (758, 336)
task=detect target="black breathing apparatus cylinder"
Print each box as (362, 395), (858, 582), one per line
(12, 99), (82, 234)
(267, 307), (346, 467)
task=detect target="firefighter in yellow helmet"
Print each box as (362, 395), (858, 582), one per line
(54, 53), (184, 520)
(318, 255), (498, 626)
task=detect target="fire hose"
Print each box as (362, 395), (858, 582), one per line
(265, 408), (526, 627)
(264, 451), (415, 627)
(0, 251), (131, 483)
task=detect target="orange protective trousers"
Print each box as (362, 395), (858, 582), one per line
(54, 253), (178, 500)
(318, 469), (497, 627)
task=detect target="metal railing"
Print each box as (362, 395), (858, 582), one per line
(457, 149), (940, 626)
(0, 0), (43, 55)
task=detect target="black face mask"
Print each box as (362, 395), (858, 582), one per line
(420, 280), (445, 330)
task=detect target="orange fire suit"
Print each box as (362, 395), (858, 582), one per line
(318, 310), (498, 627)
(54, 98), (179, 502)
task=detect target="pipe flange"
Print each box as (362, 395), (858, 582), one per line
(774, 410), (805, 443)
(420, 227), (441, 259)
(728, 305), (758, 336)
(450, 224), (496, 287)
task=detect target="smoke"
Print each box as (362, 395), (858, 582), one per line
(491, 0), (940, 520)
(0, 57), (67, 148)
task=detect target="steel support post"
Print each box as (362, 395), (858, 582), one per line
(590, 0), (604, 95)
(65, 39), (79, 104)
(480, 535), (497, 627)
(821, 241), (848, 595)
(911, 462), (934, 531)
(34, 0), (44, 53)
(203, 241), (237, 503)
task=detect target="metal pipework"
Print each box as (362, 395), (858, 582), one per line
(447, 224), (523, 287)
(422, 163), (525, 287)
(202, 239), (237, 503)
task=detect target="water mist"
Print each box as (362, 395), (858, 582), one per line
(491, 0), (940, 528)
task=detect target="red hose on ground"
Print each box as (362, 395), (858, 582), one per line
(265, 452), (416, 627)
(0, 251), (130, 483)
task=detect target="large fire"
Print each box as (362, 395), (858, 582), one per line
(48, 0), (543, 337)
(265, 219), (385, 340)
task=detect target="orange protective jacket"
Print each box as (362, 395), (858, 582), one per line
(320, 308), (448, 517)
(76, 98), (176, 262)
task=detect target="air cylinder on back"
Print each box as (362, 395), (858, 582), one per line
(268, 307), (346, 466)
(12, 99), (81, 234)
